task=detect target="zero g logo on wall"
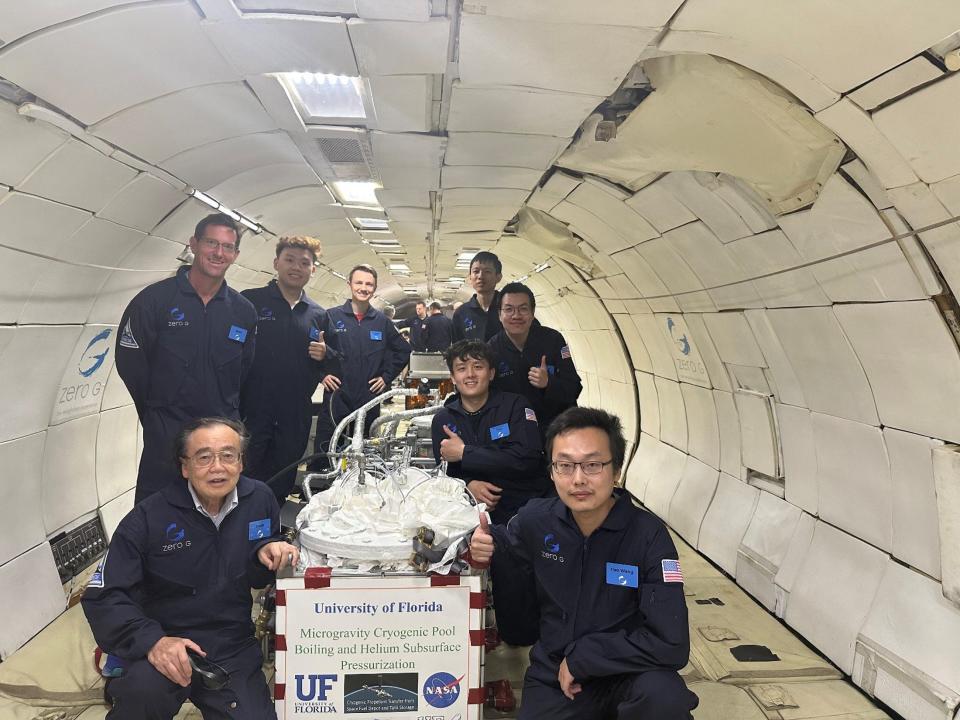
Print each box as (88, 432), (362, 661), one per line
(78, 329), (112, 378)
(52, 325), (118, 425)
(422, 671), (461, 709)
(658, 314), (710, 387)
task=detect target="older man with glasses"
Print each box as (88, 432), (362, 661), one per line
(115, 213), (258, 502)
(83, 417), (298, 720)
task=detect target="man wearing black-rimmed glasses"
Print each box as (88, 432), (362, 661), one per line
(470, 407), (698, 720)
(116, 213), (258, 503)
(83, 417), (298, 720)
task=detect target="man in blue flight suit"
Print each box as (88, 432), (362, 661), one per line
(82, 417), (300, 720)
(310, 264), (411, 468)
(423, 301), (454, 352)
(239, 236), (334, 502)
(397, 300), (428, 351)
(116, 213), (258, 503)
(470, 407), (698, 720)
(489, 282), (582, 441)
(452, 251), (503, 343)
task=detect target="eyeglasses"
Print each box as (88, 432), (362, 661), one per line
(187, 649), (231, 690)
(185, 450), (241, 467)
(198, 237), (238, 254)
(501, 305), (532, 317)
(551, 460), (613, 476)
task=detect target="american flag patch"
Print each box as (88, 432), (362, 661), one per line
(560, 345), (571, 360)
(525, 407), (538, 422)
(662, 559), (684, 583)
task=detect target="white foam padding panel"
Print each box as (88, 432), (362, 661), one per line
(211, 161), (325, 209)
(668, 455), (719, 547)
(713, 390), (742, 478)
(0, 542), (66, 659)
(0, 0), (150, 45)
(347, 17), (449, 75)
(835, 301), (960, 443)
(654, 377), (686, 452)
(774, 404), (818, 515)
(567, 179), (659, 246)
(96, 404), (139, 506)
(682, 315), (730, 392)
(99, 487), (136, 543)
(87, 235), (179, 326)
(97, 173), (187, 233)
(680, 383), (719, 469)
(640, 440), (687, 521)
(625, 179), (696, 233)
(700, 312), (766, 369)
(726, 229), (831, 308)
(765, 307), (878, 425)
(614, 315), (652, 373)
(634, 237), (715, 313)
(0, 432), (46, 567)
(932, 445), (960, 606)
(697, 473), (759, 577)
(357, 0), (430, 21)
(659, 172), (753, 243)
(734, 391), (778, 479)
(854, 561), (960, 719)
(848, 56), (943, 112)
(0, 100), (67, 187)
(654, 314), (712, 388)
(366, 75), (431, 133)
(633, 371), (660, 439)
(42, 414), (100, 535)
(736, 492), (802, 611)
(632, 314), (678, 380)
(772, 511), (816, 619)
(444, 132), (566, 170)
(460, 0), (683, 27)
(744, 310), (805, 407)
(785, 521), (887, 675)
(607, 249), (680, 314)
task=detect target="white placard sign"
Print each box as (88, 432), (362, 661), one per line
(280, 579), (479, 719)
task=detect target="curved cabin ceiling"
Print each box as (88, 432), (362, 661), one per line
(0, 1), (959, 717)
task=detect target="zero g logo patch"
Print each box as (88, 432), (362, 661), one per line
(463, 317), (474, 330)
(335, 319), (347, 333)
(541, 533), (564, 562)
(498, 361), (512, 376)
(78, 329), (112, 377)
(161, 523), (191, 553)
(259, 307), (274, 321)
(168, 307), (189, 327)
(422, 672), (461, 709)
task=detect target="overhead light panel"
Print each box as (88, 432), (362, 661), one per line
(332, 181), (380, 206)
(331, 270), (347, 280)
(280, 72), (366, 122)
(191, 189), (218, 209)
(534, 262), (551, 273)
(389, 263), (411, 271)
(354, 217), (389, 230)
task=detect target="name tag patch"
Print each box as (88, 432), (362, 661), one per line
(228, 325), (248, 343)
(309, 326), (321, 341)
(489, 423), (511, 440)
(370, 330), (383, 341)
(606, 563), (639, 588)
(248, 518), (271, 540)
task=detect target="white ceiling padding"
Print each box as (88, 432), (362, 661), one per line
(764, 307), (878, 426)
(873, 73), (960, 185)
(743, 311), (804, 408)
(347, 18), (450, 76)
(372, 132), (445, 168)
(459, 15), (656, 97)
(625, 180), (695, 233)
(680, 383), (719, 470)
(774, 404), (818, 516)
(0, 101), (67, 187)
(87, 235), (178, 325)
(443, 188), (529, 207)
(367, 75), (431, 133)
(734, 390), (778, 479)
(835, 301), (960, 443)
(641, 439), (687, 520)
(616, 316), (655, 376)
(812, 413), (892, 552)
(566, 179), (659, 245)
(91, 83), (277, 164)
(379, 165), (440, 190)
(99, 488), (136, 543)
(0, 542), (66, 660)
(41, 414), (100, 535)
(161, 131), (305, 192)
(558, 54), (844, 212)
(208, 162), (323, 209)
(713, 175), (779, 234)
(849, 56), (943, 112)
(814, 99), (918, 190)
(842, 159), (893, 211)
(526, 171), (580, 213)
(447, 83), (601, 137)
(725, 229), (831, 309)
(606, 248), (679, 314)
(0, 433), (46, 567)
(634, 371), (660, 439)
(0, 0), (143, 43)
(445, 133), (567, 170)
(551, 202), (636, 256)
(682, 315), (729, 392)
(357, 0), (429, 21)
(0, 2), (240, 125)
(97, 174), (187, 233)
(670, 0), (960, 94)
(855, 562), (960, 718)
(239, 187), (343, 233)
(700, 312), (765, 368)
(668, 455), (719, 547)
(932, 174), (960, 216)
(440, 166), (542, 190)
(460, 0), (682, 27)
(713, 390), (741, 478)
(736, 492), (802, 612)
(884, 428), (942, 580)
(376, 188), (429, 208)
(440, 206), (516, 223)
(19, 139), (137, 214)
(634, 238), (715, 313)
(697, 473), (759, 577)
(203, 15), (355, 76)
(658, 172), (753, 243)
(96, 404), (139, 506)
(653, 377), (686, 453)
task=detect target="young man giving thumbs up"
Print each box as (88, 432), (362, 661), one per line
(240, 236), (337, 502)
(488, 282), (583, 442)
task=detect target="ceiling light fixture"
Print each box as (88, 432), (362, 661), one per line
(534, 262), (551, 273)
(332, 181), (381, 206)
(353, 217), (389, 231)
(280, 72), (366, 121)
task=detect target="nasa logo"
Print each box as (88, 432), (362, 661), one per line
(541, 533), (563, 562)
(78, 329), (112, 378)
(422, 671), (461, 709)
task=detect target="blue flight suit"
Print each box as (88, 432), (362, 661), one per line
(81, 475), (282, 720)
(423, 312), (454, 352)
(310, 302), (411, 466)
(490, 492), (698, 720)
(488, 320), (583, 440)
(116, 266), (257, 503)
(399, 315), (428, 352)
(452, 291), (502, 342)
(240, 281), (335, 501)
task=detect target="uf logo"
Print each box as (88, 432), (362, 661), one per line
(295, 674), (337, 701)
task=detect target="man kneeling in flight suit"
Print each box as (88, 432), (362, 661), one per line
(470, 407), (699, 719)
(82, 417), (299, 720)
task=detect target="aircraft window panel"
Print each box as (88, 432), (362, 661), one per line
(726, 229), (832, 309)
(0, 432), (46, 567)
(736, 492), (802, 611)
(459, 15), (657, 98)
(700, 312), (766, 368)
(713, 390), (742, 478)
(0, 3), (241, 125)
(634, 238), (716, 313)
(460, 0), (682, 28)
(884, 428), (942, 581)
(680, 383), (720, 470)
(836, 301), (960, 443)
(99, 488), (136, 544)
(634, 372), (660, 439)
(744, 310), (805, 408)
(357, 0), (431, 22)
(0, 101), (68, 187)
(774, 404), (818, 516)
(566, 180), (659, 247)
(698, 472), (760, 577)
(764, 307), (879, 426)
(447, 83), (601, 137)
(653, 377), (687, 454)
(97, 174), (187, 234)
(445, 132), (566, 171)
(366, 75), (432, 133)
(668, 455), (719, 548)
(0, 542), (67, 659)
(41, 415), (100, 536)
(347, 18), (449, 76)
(658, 172), (753, 244)
(632, 314), (678, 381)
(96, 405), (138, 506)
(640, 438), (687, 521)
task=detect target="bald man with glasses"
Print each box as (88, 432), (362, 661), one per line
(115, 213), (258, 502)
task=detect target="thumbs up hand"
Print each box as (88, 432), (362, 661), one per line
(308, 330), (327, 361)
(528, 354), (549, 388)
(439, 424), (465, 462)
(469, 510), (495, 567)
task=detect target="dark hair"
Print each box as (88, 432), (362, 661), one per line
(276, 235), (322, 262)
(428, 301), (442, 311)
(443, 340), (495, 371)
(545, 407), (626, 474)
(470, 251), (502, 275)
(415, 300), (426, 308)
(193, 213), (242, 249)
(349, 264), (378, 284)
(498, 282), (536, 313)
(174, 417), (250, 465)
